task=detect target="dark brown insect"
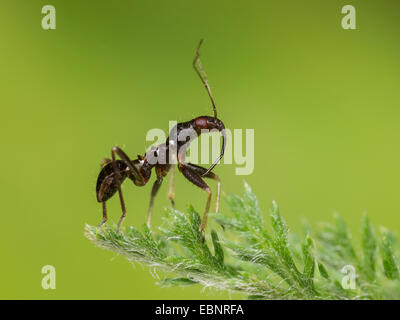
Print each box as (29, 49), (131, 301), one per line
(95, 40), (226, 242)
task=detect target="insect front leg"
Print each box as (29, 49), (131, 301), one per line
(178, 162), (212, 244)
(184, 162), (221, 213)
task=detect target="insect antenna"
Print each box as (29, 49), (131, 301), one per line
(193, 39), (217, 119)
(202, 125), (226, 176)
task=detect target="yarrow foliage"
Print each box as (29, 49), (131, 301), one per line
(85, 182), (400, 299)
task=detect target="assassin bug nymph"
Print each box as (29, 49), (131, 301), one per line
(95, 40), (226, 242)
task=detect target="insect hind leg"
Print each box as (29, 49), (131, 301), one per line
(97, 202), (108, 228)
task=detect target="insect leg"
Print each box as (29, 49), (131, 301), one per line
(184, 163), (220, 213)
(112, 146), (145, 185)
(168, 165), (175, 208)
(97, 202), (108, 227)
(178, 162), (212, 244)
(147, 176), (163, 229)
(100, 158), (112, 168)
(111, 148), (127, 233)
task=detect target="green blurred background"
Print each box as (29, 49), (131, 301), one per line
(0, 0), (399, 299)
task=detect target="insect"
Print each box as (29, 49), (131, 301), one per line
(95, 40), (226, 242)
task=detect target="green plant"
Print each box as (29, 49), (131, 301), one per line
(85, 182), (400, 299)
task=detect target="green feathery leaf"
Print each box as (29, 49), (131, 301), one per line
(85, 182), (400, 300)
